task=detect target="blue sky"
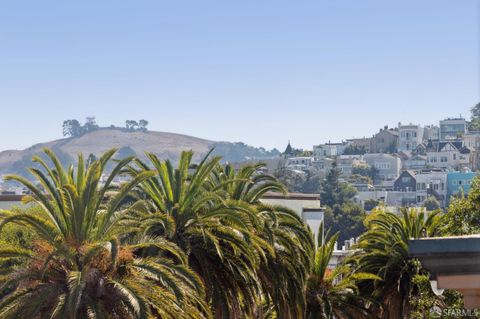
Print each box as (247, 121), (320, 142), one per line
(0, 1), (478, 151)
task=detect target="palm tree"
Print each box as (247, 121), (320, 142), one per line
(353, 208), (443, 319)
(210, 163), (315, 318)
(126, 151), (265, 318)
(0, 149), (209, 319)
(306, 225), (377, 319)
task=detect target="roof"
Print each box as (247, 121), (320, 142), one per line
(410, 235), (480, 275)
(262, 192), (320, 200)
(283, 142), (293, 154)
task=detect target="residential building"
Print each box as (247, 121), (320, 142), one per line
(426, 141), (473, 170)
(410, 236), (480, 309)
(370, 127), (398, 153)
(394, 170), (417, 192)
(415, 169), (447, 207)
(363, 153), (402, 181)
(286, 156), (313, 171)
(404, 154), (427, 170)
(260, 192), (323, 243)
(446, 171), (477, 204)
(423, 125), (440, 141)
(463, 132), (480, 150)
(385, 191), (417, 207)
(398, 123), (424, 152)
(439, 117), (467, 141)
(337, 155), (365, 176)
(345, 137), (371, 153)
(313, 142), (348, 160)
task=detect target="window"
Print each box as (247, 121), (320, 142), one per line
(430, 157), (437, 163)
(458, 180), (463, 185)
(440, 157), (448, 163)
(402, 177), (411, 183)
(453, 154), (456, 160)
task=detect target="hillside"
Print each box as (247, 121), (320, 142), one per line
(0, 128), (280, 175)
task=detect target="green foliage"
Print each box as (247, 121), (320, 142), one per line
(353, 208), (443, 319)
(468, 102), (480, 131)
(306, 225), (378, 319)
(211, 141), (280, 163)
(352, 164), (379, 183)
(423, 196), (441, 211)
(442, 177), (480, 235)
(320, 162), (357, 207)
(0, 149), (208, 318)
(324, 203), (366, 243)
(363, 199), (379, 211)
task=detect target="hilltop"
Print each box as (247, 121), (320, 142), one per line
(0, 128), (280, 175)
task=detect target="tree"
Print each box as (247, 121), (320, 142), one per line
(468, 102), (480, 131)
(212, 163), (314, 317)
(62, 119), (82, 137)
(138, 119), (149, 131)
(324, 203), (366, 243)
(126, 151), (266, 318)
(353, 208), (443, 319)
(320, 164), (357, 208)
(306, 225), (378, 319)
(343, 145), (367, 155)
(126, 120), (139, 131)
(441, 177), (480, 235)
(423, 196), (441, 211)
(83, 116), (99, 132)
(0, 149), (208, 318)
(363, 199), (379, 211)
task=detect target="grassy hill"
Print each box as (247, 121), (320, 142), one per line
(0, 128), (279, 176)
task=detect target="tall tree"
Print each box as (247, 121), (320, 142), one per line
(0, 149), (209, 319)
(138, 119), (149, 131)
(126, 151), (265, 318)
(62, 119), (82, 137)
(469, 102), (480, 131)
(353, 208), (443, 319)
(306, 225), (377, 319)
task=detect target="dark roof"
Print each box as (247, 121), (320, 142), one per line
(460, 146), (472, 154)
(283, 141), (293, 154)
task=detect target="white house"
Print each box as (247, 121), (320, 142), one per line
(286, 156), (314, 171)
(426, 141), (472, 170)
(398, 123), (424, 152)
(415, 169), (447, 207)
(313, 142), (348, 160)
(363, 153), (402, 181)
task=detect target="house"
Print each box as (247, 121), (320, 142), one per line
(345, 137), (371, 153)
(463, 132), (480, 151)
(337, 155), (365, 176)
(363, 153), (402, 181)
(394, 170), (417, 192)
(370, 127), (398, 153)
(446, 171), (477, 204)
(260, 192), (324, 244)
(313, 142), (348, 160)
(404, 154), (427, 170)
(415, 169), (447, 207)
(439, 117), (467, 141)
(423, 125), (440, 141)
(426, 141), (473, 170)
(286, 156), (313, 171)
(398, 123), (424, 152)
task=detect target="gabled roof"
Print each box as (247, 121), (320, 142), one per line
(460, 146), (472, 154)
(284, 141), (293, 154)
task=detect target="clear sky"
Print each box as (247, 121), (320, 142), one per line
(0, 1), (478, 151)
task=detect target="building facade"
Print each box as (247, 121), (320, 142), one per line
(363, 153), (401, 181)
(439, 118), (467, 141)
(370, 128), (398, 153)
(398, 123), (424, 152)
